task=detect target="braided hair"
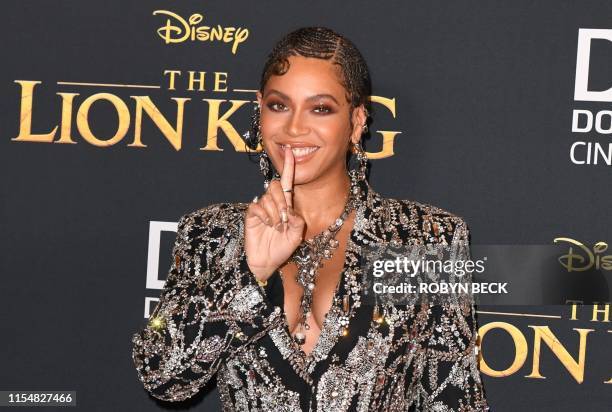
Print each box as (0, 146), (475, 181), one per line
(259, 26), (372, 116)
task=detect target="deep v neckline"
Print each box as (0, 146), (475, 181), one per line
(247, 171), (373, 382)
(280, 213), (357, 355)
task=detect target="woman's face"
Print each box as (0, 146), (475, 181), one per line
(256, 55), (366, 186)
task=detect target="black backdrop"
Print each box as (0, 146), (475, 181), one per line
(1, 1), (611, 411)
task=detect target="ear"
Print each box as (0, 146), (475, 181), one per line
(350, 104), (367, 145)
(256, 90), (263, 107)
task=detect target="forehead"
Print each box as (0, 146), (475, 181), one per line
(264, 55), (347, 102)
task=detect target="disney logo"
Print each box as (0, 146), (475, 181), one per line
(153, 10), (249, 54)
(554, 237), (612, 272)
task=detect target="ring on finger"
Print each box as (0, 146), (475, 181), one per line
(282, 188), (293, 193)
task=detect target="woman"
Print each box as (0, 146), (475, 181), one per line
(132, 27), (490, 411)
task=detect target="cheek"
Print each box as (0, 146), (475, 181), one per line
(314, 118), (351, 152)
(260, 112), (282, 136)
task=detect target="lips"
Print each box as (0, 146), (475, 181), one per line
(278, 143), (320, 163)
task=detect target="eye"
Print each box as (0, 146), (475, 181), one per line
(313, 104), (332, 114)
(267, 102), (287, 112)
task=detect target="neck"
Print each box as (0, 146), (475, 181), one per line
(292, 167), (351, 237)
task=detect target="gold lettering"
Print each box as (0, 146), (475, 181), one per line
(594, 242), (612, 270)
(554, 237), (593, 272)
(478, 322), (528, 377)
(201, 99), (250, 151)
(153, 10), (249, 54)
(55, 92), (79, 144)
(366, 96), (401, 159)
(607, 331), (612, 384)
(214, 72), (228, 92)
(370, 95), (397, 117)
(554, 238), (612, 272)
(76, 93), (130, 147)
(233, 28), (249, 54)
(223, 27), (235, 42)
(153, 10), (190, 44)
(526, 326), (593, 383)
(566, 300), (583, 320)
(368, 131), (401, 159)
(591, 304), (610, 322)
(129, 96), (190, 150)
(188, 71), (206, 91)
(12, 80), (58, 143)
(164, 70), (181, 90)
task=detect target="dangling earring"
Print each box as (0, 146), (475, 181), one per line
(348, 108), (370, 182)
(350, 140), (369, 182)
(242, 103), (279, 188)
(362, 107), (370, 134)
(243, 103), (261, 151)
(260, 149), (280, 188)
(260, 143), (280, 188)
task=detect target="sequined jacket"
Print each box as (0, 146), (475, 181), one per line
(131, 174), (490, 411)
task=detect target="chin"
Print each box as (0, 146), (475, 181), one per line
(292, 169), (316, 185)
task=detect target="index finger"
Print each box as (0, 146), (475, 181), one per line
(280, 145), (294, 208)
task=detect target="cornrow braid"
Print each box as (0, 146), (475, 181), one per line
(259, 26), (372, 116)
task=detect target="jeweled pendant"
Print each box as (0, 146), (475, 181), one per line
(373, 305), (384, 324)
(294, 332), (306, 345)
(259, 155), (269, 175)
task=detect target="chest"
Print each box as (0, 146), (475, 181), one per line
(278, 214), (354, 354)
(280, 252), (345, 332)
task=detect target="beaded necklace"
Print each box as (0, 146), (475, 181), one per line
(283, 186), (357, 345)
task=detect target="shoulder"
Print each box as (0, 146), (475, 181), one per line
(169, 203), (249, 270)
(181, 202), (246, 224)
(175, 202), (248, 240)
(379, 197), (470, 245)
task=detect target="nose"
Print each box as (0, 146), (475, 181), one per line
(284, 110), (310, 137)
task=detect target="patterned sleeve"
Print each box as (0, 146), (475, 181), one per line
(413, 219), (490, 411)
(131, 207), (284, 402)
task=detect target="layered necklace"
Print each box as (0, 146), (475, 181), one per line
(284, 184), (358, 346)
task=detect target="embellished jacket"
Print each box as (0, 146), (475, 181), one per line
(131, 174), (490, 411)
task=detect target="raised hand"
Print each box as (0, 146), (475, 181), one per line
(245, 145), (306, 281)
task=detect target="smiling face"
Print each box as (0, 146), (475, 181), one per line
(256, 55), (366, 186)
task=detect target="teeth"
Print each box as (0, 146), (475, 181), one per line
(292, 147), (318, 156)
(282, 145), (319, 156)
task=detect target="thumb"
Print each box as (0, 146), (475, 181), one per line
(286, 207), (305, 231)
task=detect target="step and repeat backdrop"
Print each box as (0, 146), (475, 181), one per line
(1, 1), (610, 411)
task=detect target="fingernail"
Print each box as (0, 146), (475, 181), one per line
(281, 209), (288, 223)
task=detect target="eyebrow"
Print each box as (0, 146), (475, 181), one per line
(265, 89), (340, 105)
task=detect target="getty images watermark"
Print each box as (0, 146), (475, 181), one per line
(361, 241), (612, 306)
(360, 241), (505, 306)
